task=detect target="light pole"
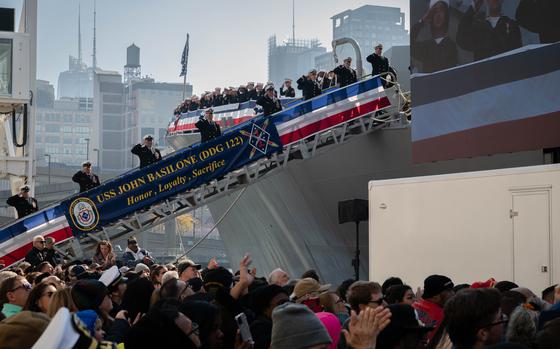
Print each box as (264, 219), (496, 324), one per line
(93, 148), (100, 172)
(84, 138), (90, 162)
(44, 154), (51, 184)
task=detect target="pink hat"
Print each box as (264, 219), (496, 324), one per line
(316, 312), (341, 349)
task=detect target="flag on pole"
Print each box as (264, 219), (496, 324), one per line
(180, 34), (189, 77)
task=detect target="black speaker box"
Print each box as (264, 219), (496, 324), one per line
(338, 199), (368, 224)
(0, 8), (15, 32)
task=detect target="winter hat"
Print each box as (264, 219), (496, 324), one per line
(471, 278), (497, 289)
(202, 266), (233, 290)
(251, 284), (289, 315)
(422, 275), (454, 299)
(71, 279), (108, 311)
(134, 263), (150, 274)
(316, 312), (342, 349)
(0, 311), (50, 349)
(271, 302), (332, 349)
(75, 310), (98, 337)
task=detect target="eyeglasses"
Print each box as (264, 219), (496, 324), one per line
(10, 283), (32, 292)
(368, 297), (385, 306)
(187, 322), (200, 337)
(479, 313), (508, 329)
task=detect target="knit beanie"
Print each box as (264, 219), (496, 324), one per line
(71, 279), (108, 311)
(75, 310), (99, 337)
(0, 311), (50, 349)
(271, 302), (332, 349)
(316, 312), (342, 349)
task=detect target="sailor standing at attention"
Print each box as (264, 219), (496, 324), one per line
(131, 134), (162, 168)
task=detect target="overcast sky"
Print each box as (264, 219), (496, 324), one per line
(3, 0), (409, 95)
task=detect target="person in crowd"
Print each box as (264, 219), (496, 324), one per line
(456, 0), (522, 62)
(92, 240), (117, 270)
(131, 134), (162, 168)
(385, 284), (416, 306)
(0, 310), (51, 349)
(413, 274), (454, 340)
(333, 57), (358, 87)
(155, 277), (190, 304)
(376, 304), (433, 349)
(268, 268), (290, 287)
(538, 284), (560, 329)
(24, 235), (46, 268)
(43, 236), (63, 266)
(180, 300), (225, 349)
(178, 259), (202, 282)
(72, 161), (100, 193)
(120, 277), (154, 321)
(36, 261), (53, 275)
(22, 281), (57, 313)
(321, 71), (336, 90)
(255, 83), (264, 98)
(500, 290), (527, 318)
(516, 0), (560, 44)
(196, 108), (222, 143)
(134, 263), (151, 278)
(150, 264), (168, 288)
(257, 84), (283, 116)
(316, 311), (342, 349)
(537, 318), (560, 349)
(270, 302), (333, 349)
(505, 305), (539, 348)
(444, 288), (505, 349)
(238, 85), (249, 103)
(301, 269), (321, 282)
(411, 0), (458, 73)
(336, 278), (355, 304)
(541, 284), (558, 304)
(279, 79), (295, 97)
(7, 185), (38, 219)
(0, 275), (31, 318)
(250, 285), (290, 349)
(125, 299), (201, 349)
(319, 292), (349, 325)
(122, 236), (154, 268)
(291, 278), (331, 311)
(366, 44), (397, 88)
(46, 287), (76, 317)
(189, 95), (201, 111)
(247, 82), (258, 100)
(297, 69), (322, 100)
(162, 270), (180, 285)
(71, 279), (113, 316)
(495, 280), (519, 293)
(213, 87), (224, 107)
(99, 265), (128, 317)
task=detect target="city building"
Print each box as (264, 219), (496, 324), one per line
(267, 36), (326, 92)
(315, 5), (409, 74)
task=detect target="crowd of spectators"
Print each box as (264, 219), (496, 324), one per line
(0, 233), (559, 349)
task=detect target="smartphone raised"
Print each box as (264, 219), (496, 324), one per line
(235, 312), (254, 345)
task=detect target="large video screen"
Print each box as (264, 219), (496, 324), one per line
(411, 0), (559, 74)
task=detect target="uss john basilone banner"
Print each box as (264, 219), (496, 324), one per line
(60, 116), (282, 235)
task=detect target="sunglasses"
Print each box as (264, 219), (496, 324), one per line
(369, 297), (385, 306)
(11, 283), (32, 292)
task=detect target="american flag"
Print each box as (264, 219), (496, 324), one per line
(180, 34), (189, 77)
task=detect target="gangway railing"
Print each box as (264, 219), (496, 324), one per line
(0, 75), (409, 268)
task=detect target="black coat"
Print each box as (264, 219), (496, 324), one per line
(296, 76), (322, 100)
(367, 53), (389, 76)
(411, 21), (458, 73)
(131, 144), (162, 168)
(195, 119), (222, 143)
(516, 0), (560, 44)
(321, 77), (335, 90)
(72, 170), (100, 193)
(256, 95), (283, 116)
(7, 194), (38, 219)
(24, 247), (45, 268)
(212, 95), (224, 107)
(247, 89), (258, 101)
(279, 86), (295, 98)
(44, 248), (63, 266)
(333, 65), (358, 87)
(457, 7), (522, 61)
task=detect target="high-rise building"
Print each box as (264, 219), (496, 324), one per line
(315, 5), (409, 74)
(57, 55), (93, 99)
(268, 36), (326, 92)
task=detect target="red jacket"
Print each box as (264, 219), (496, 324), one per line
(413, 298), (443, 340)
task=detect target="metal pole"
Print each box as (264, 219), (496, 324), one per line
(85, 138), (90, 161)
(93, 148), (100, 171)
(292, 0), (295, 45)
(354, 221), (360, 280)
(183, 74), (186, 101)
(44, 154), (51, 184)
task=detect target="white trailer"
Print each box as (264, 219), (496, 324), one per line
(368, 164), (560, 294)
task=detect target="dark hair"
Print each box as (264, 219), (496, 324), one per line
(500, 291), (527, 318)
(494, 281), (519, 293)
(36, 261), (52, 274)
(537, 318), (560, 349)
(179, 300), (221, 348)
(453, 284), (470, 293)
(0, 275), (25, 305)
(150, 265), (167, 286)
(301, 269), (320, 282)
(336, 279), (355, 302)
(382, 277), (403, 295)
(347, 281), (382, 313)
(34, 272), (52, 285)
(541, 284), (557, 301)
(26, 271), (41, 284)
(444, 288), (501, 349)
(251, 285), (289, 315)
(23, 282), (57, 312)
(385, 284), (413, 304)
(121, 277), (155, 320)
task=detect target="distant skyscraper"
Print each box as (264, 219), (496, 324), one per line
(57, 56), (93, 99)
(315, 5), (409, 73)
(267, 35), (326, 92)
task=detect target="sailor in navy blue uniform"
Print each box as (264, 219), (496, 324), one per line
(280, 79), (296, 98)
(333, 57), (358, 87)
(195, 109), (222, 143)
(257, 84), (283, 116)
(7, 185), (38, 219)
(131, 134), (162, 168)
(72, 161), (100, 193)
